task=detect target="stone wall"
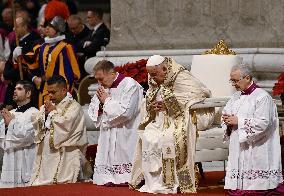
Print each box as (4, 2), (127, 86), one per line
(108, 0), (284, 50)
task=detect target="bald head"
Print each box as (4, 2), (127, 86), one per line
(16, 9), (31, 23)
(68, 15), (82, 25)
(67, 15), (84, 35)
(15, 17), (30, 38)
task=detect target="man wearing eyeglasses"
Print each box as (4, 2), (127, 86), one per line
(222, 64), (284, 195)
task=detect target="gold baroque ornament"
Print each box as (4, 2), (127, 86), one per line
(203, 39), (236, 55)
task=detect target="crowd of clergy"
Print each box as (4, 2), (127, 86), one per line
(0, 53), (283, 195)
(0, 1), (283, 195)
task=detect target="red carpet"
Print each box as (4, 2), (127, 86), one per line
(0, 172), (227, 196)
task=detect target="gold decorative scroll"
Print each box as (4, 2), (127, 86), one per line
(203, 39), (236, 55)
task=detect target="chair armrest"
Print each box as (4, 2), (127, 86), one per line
(190, 97), (230, 130)
(190, 97), (230, 109)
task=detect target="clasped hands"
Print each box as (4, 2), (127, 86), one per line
(44, 100), (56, 114)
(150, 100), (166, 112)
(222, 114), (238, 126)
(1, 108), (15, 125)
(96, 87), (110, 104)
(222, 114), (238, 136)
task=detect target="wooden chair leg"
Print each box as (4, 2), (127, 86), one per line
(196, 162), (205, 179)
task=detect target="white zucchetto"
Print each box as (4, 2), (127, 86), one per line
(146, 55), (165, 67)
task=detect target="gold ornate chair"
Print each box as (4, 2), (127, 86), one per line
(77, 75), (98, 105)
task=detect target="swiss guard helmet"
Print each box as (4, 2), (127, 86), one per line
(49, 16), (66, 33)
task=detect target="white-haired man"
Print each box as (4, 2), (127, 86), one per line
(130, 55), (214, 194)
(222, 64), (284, 195)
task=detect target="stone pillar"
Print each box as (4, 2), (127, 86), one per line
(108, 0), (284, 50)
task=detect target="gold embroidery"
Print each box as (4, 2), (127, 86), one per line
(53, 148), (63, 184)
(32, 100), (76, 185)
(142, 57), (195, 192)
(141, 57), (185, 130)
(174, 117), (187, 169)
(49, 123), (55, 149)
(35, 115), (46, 143)
(30, 143), (43, 186)
(191, 110), (199, 137)
(161, 89), (182, 119)
(177, 167), (195, 193)
(50, 100), (75, 183)
(195, 164), (201, 188)
(30, 112), (46, 185)
(162, 158), (175, 188)
(49, 100), (75, 149)
(38, 118), (43, 131)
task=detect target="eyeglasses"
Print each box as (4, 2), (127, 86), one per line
(229, 75), (248, 84)
(229, 75), (252, 84)
(229, 78), (242, 84)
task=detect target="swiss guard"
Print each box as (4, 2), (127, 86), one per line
(24, 16), (81, 106)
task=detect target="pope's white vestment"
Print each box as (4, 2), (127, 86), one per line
(88, 76), (143, 185)
(0, 106), (38, 188)
(129, 57), (214, 194)
(222, 88), (283, 190)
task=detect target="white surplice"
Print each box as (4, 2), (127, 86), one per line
(0, 107), (38, 188)
(222, 88), (283, 190)
(88, 77), (143, 185)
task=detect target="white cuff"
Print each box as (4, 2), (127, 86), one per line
(32, 76), (37, 82)
(7, 118), (17, 133)
(45, 110), (58, 129)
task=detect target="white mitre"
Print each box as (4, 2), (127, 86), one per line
(146, 55), (165, 67)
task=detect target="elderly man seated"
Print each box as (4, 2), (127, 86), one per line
(129, 55), (214, 194)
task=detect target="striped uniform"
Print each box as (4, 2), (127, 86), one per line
(24, 41), (81, 106)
